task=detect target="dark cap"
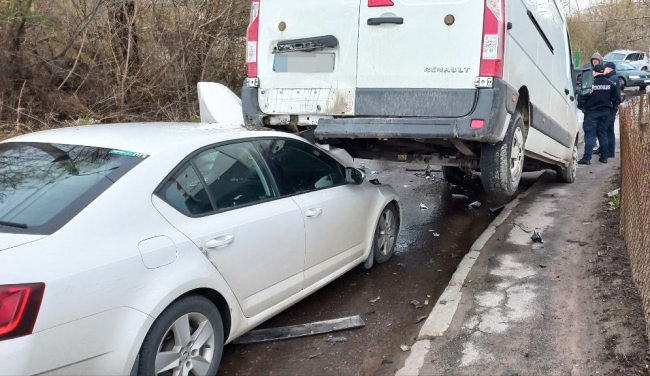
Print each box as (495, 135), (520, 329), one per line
(604, 62), (616, 70)
(593, 64), (605, 73)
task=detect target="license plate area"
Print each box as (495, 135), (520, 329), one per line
(273, 53), (335, 73)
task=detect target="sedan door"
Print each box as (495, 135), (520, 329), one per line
(258, 138), (371, 289)
(152, 141), (305, 318)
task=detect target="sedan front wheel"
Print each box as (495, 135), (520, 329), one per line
(373, 203), (399, 264)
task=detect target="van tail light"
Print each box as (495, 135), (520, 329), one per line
(480, 0), (506, 78)
(0, 283), (45, 341)
(369, 0), (394, 6)
(246, 0), (261, 78)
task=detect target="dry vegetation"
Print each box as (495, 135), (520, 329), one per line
(1, 0), (649, 138)
(0, 0), (249, 138)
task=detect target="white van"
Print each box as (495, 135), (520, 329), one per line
(242, 0), (581, 196)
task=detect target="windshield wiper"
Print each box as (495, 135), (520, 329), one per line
(0, 221), (28, 229)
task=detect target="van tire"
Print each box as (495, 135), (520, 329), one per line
(480, 112), (526, 197)
(442, 166), (466, 185)
(556, 144), (578, 183)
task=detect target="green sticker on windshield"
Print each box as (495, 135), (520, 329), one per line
(109, 149), (148, 158)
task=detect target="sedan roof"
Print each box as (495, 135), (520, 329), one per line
(3, 122), (292, 155)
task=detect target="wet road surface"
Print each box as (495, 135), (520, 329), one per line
(218, 160), (537, 376)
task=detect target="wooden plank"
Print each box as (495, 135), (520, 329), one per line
(232, 315), (365, 345)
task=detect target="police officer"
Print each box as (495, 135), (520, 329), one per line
(577, 64), (619, 165)
(594, 61), (621, 159)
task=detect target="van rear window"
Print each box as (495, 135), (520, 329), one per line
(0, 142), (146, 235)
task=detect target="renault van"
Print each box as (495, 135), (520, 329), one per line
(242, 0), (581, 196)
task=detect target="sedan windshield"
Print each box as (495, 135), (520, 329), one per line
(615, 62), (635, 71)
(0, 142), (146, 235)
(604, 52), (627, 61)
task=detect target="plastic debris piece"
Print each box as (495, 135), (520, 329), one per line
(451, 253), (461, 259)
(539, 264), (548, 268)
(468, 201), (482, 208)
(309, 352), (323, 359)
(371, 171), (377, 174)
(397, 263), (406, 267)
(432, 232), (440, 237)
(233, 316), (364, 345)
(607, 188), (620, 197)
(403, 185), (410, 188)
(452, 194), (469, 199)
(400, 344), (411, 352)
(410, 300), (423, 308)
(420, 203), (429, 210)
(369, 179), (381, 185)
(416, 315), (428, 323)
(327, 336), (348, 344)
(531, 230), (544, 243)
(369, 296), (381, 303)
(382, 359), (394, 365)
(424, 299), (429, 305)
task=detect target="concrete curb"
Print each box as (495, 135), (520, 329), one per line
(415, 189), (531, 340)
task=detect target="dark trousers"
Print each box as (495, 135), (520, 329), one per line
(607, 108), (618, 157)
(582, 110), (610, 162)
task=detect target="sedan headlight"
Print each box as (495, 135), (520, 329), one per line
(629, 75), (640, 79)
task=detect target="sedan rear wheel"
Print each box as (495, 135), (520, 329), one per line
(373, 203), (399, 264)
(138, 296), (224, 376)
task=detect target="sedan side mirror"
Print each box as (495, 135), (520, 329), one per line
(345, 167), (365, 185)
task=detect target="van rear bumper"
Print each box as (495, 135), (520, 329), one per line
(242, 79), (519, 144)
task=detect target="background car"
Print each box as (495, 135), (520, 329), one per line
(612, 61), (650, 90)
(604, 50), (649, 71)
(0, 123), (400, 375)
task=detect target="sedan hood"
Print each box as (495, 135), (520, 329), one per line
(0, 233), (45, 251)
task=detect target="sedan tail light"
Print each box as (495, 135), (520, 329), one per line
(0, 283), (45, 341)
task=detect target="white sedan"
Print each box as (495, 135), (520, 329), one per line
(0, 122), (400, 375)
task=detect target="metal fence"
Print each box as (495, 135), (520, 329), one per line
(619, 93), (650, 337)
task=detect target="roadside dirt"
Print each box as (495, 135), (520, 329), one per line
(592, 174), (648, 375)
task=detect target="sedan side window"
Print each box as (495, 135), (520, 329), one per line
(159, 141), (278, 216)
(260, 139), (344, 195)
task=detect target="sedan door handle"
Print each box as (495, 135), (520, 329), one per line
(368, 17), (403, 26)
(205, 235), (234, 249)
(305, 208), (322, 218)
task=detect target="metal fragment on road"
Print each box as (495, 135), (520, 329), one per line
(369, 296), (381, 303)
(420, 203), (429, 210)
(232, 316), (365, 345)
(452, 194), (469, 199)
(468, 201), (482, 208)
(531, 230), (544, 243)
(326, 336), (348, 344)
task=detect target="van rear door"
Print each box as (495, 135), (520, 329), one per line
(356, 0), (485, 117)
(256, 0), (361, 116)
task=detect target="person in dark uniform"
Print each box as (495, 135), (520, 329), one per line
(594, 61), (621, 158)
(577, 64), (619, 165)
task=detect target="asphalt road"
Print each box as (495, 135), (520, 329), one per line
(217, 160), (537, 376)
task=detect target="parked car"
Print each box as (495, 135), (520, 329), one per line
(242, 0), (581, 197)
(604, 50), (649, 71)
(612, 61), (650, 91)
(0, 123), (400, 375)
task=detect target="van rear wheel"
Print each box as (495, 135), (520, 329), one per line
(480, 112), (526, 197)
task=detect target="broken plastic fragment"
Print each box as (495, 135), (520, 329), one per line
(420, 203), (429, 210)
(452, 194), (469, 199)
(416, 315), (428, 323)
(400, 344), (411, 352)
(607, 188), (620, 197)
(531, 230), (544, 243)
(327, 336), (348, 344)
(371, 171), (377, 174)
(490, 204), (506, 213)
(424, 299), (429, 305)
(369, 296), (381, 303)
(469, 201), (482, 208)
(410, 300), (423, 308)
(432, 232), (440, 237)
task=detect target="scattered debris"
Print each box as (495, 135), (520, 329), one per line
(366, 311), (376, 316)
(439, 300), (447, 305)
(233, 316), (365, 345)
(468, 201), (482, 208)
(327, 336), (348, 344)
(427, 294), (431, 298)
(309, 352), (323, 359)
(369, 179), (381, 185)
(490, 204), (506, 213)
(452, 194), (469, 199)
(426, 176), (431, 180)
(451, 253), (461, 259)
(397, 263), (406, 267)
(410, 300), (423, 308)
(400, 344), (411, 352)
(403, 185), (410, 188)
(424, 299), (429, 305)
(416, 315), (428, 323)
(432, 232), (440, 237)
(382, 359), (394, 365)
(539, 264), (548, 268)
(531, 230), (544, 243)
(371, 171), (377, 174)
(369, 296), (381, 303)
(607, 188), (620, 197)
(566, 239), (589, 246)
(420, 203), (429, 210)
